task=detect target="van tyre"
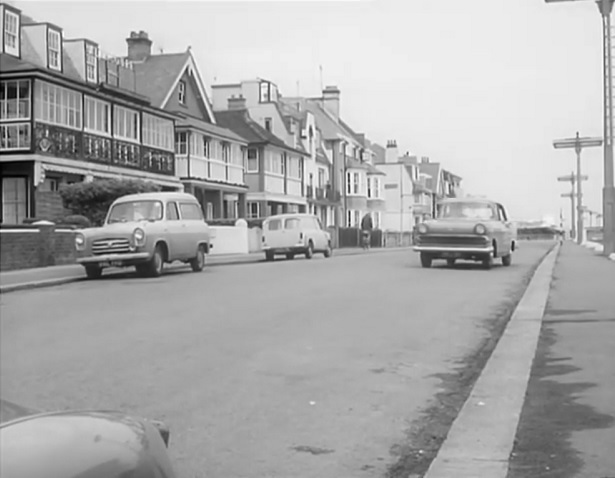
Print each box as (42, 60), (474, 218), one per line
(446, 258), (456, 268)
(265, 251), (274, 262)
(190, 245), (206, 272)
(420, 253), (432, 268)
(324, 242), (332, 258)
(84, 265), (102, 279)
(482, 253), (494, 270)
(305, 241), (314, 259)
(147, 245), (165, 277)
(502, 254), (512, 267)
(286, 253), (295, 260)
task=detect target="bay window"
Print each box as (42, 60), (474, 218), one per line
(143, 113), (173, 151)
(175, 131), (187, 154)
(35, 81), (82, 129)
(346, 171), (361, 195)
(346, 209), (360, 227)
(367, 177), (381, 199)
(222, 143), (231, 163)
(84, 96), (110, 135)
(113, 105), (139, 142)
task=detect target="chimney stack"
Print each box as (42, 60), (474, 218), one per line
(126, 31), (152, 62)
(322, 85), (340, 120)
(228, 95), (247, 111)
(385, 139), (399, 163)
(421, 156), (430, 164)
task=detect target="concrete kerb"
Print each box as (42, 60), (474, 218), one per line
(423, 243), (560, 478)
(0, 246), (413, 294)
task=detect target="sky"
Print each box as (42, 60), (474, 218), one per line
(11, 0), (610, 224)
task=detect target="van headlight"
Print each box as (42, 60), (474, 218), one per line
(417, 224), (428, 234)
(133, 228), (146, 247)
(474, 223), (487, 235)
(75, 233), (86, 251)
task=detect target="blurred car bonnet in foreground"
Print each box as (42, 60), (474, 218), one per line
(0, 398), (176, 478)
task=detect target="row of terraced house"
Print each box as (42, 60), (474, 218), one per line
(0, 2), (463, 236)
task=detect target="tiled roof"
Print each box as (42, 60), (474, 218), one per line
(370, 142), (386, 164)
(216, 109), (306, 155)
(366, 163), (385, 175)
(175, 113), (248, 144)
(0, 53), (37, 73)
(131, 52), (190, 108)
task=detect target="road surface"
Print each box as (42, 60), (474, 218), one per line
(0, 242), (553, 478)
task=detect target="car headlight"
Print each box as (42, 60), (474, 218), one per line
(75, 233), (86, 251)
(417, 224), (428, 234)
(133, 227), (146, 246)
(474, 223), (487, 235)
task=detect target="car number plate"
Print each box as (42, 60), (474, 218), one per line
(110, 261), (123, 267)
(442, 252), (462, 259)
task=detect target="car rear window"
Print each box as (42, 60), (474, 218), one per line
(267, 219), (282, 231)
(179, 203), (204, 220)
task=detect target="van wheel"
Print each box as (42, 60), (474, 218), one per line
(502, 254), (512, 267)
(84, 265), (102, 279)
(190, 245), (206, 272)
(265, 251), (274, 261)
(420, 253), (432, 268)
(305, 241), (314, 259)
(482, 254), (494, 270)
(324, 242), (332, 258)
(147, 245), (165, 277)
(446, 258), (456, 268)
(286, 253), (295, 260)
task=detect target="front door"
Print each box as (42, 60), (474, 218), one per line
(2, 177), (28, 224)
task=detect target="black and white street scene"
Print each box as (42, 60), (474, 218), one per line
(1, 1), (614, 477)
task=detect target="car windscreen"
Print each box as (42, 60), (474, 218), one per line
(107, 200), (163, 224)
(437, 202), (496, 220)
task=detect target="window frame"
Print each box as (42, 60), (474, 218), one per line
(246, 147), (259, 173)
(179, 202), (204, 221)
(83, 96), (111, 136)
(175, 131), (188, 155)
(85, 43), (98, 83)
(166, 201), (180, 221)
(142, 112), (174, 152)
(34, 81), (83, 130)
(47, 29), (62, 71)
(3, 10), (20, 56)
(178, 80), (186, 105)
(113, 105), (140, 143)
(247, 201), (260, 219)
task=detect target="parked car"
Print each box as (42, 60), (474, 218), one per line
(0, 398), (176, 478)
(262, 213), (332, 261)
(413, 198), (517, 269)
(75, 192), (213, 279)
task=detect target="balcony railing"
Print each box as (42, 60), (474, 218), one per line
(32, 122), (174, 175)
(175, 155), (245, 185)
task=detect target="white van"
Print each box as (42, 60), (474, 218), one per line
(261, 213), (333, 261)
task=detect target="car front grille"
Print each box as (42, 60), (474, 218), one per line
(92, 238), (131, 255)
(416, 235), (489, 247)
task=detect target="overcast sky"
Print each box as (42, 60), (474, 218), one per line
(13, 0), (608, 224)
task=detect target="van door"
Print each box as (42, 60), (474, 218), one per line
(284, 217), (303, 248)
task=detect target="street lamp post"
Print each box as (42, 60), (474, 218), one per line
(545, 0), (615, 255)
(553, 132), (602, 244)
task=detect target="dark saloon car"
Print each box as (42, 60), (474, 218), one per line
(0, 398), (176, 478)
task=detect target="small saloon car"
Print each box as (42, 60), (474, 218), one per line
(0, 398), (176, 478)
(75, 192), (212, 279)
(261, 213), (332, 261)
(413, 198), (516, 269)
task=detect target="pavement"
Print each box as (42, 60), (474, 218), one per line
(0, 241), (553, 478)
(507, 242), (615, 478)
(582, 239), (615, 261)
(0, 246), (410, 294)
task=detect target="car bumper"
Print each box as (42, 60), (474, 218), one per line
(77, 252), (151, 266)
(413, 245), (494, 254)
(263, 246), (307, 254)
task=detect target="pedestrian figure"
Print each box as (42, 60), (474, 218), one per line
(360, 213), (373, 250)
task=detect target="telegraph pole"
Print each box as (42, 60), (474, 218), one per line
(558, 171), (588, 241)
(553, 133), (602, 244)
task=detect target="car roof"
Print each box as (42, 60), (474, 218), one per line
(264, 213), (317, 220)
(440, 197), (499, 205)
(113, 192), (197, 203)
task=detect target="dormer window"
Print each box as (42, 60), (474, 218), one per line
(85, 43), (98, 83)
(259, 81), (271, 103)
(3, 9), (20, 56)
(47, 29), (62, 71)
(178, 80), (186, 104)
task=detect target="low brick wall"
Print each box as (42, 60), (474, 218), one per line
(0, 225), (77, 272)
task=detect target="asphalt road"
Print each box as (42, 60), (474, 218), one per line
(0, 242), (553, 478)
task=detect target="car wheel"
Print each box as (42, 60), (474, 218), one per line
(147, 245), (165, 277)
(446, 258), (456, 268)
(420, 253), (432, 268)
(502, 254), (512, 267)
(482, 254), (494, 270)
(84, 265), (102, 279)
(135, 264), (148, 277)
(324, 242), (332, 258)
(265, 250), (274, 261)
(305, 241), (314, 259)
(286, 253), (295, 260)
(190, 245), (206, 272)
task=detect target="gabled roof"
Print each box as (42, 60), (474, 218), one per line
(216, 109), (307, 156)
(174, 112), (247, 144)
(131, 49), (216, 124)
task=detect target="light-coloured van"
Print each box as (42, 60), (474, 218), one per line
(261, 213), (332, 261)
